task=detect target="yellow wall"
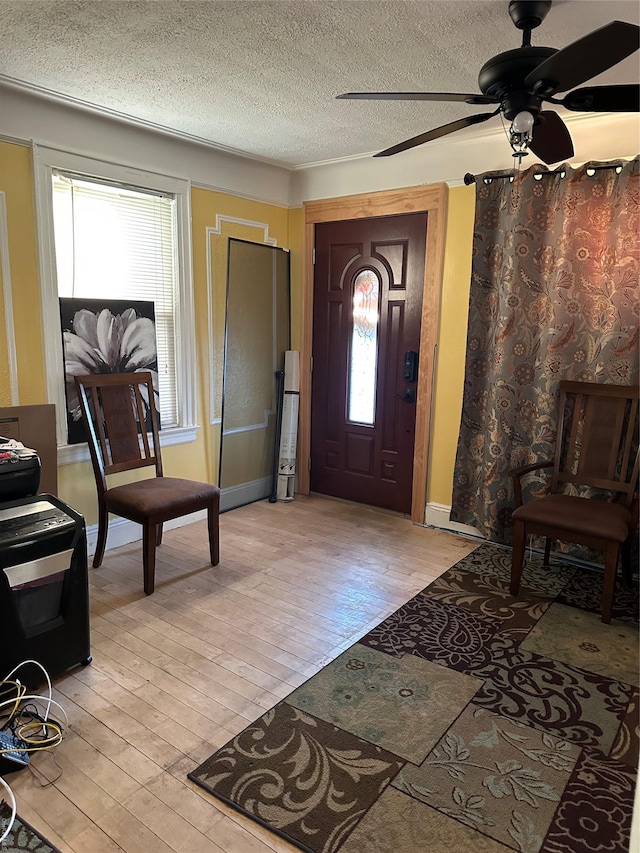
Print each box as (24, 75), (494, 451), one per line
(428, 184), (476, 506)
(0, 140), (296, 524)
(0, 141), (45, 404)
(0, 135), (475, 526)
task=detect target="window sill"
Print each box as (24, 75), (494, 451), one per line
(57, 425), (199, 466)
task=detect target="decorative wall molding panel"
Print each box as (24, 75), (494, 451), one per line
(0, 192), (18, 404)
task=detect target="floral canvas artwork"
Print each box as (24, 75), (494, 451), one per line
(60, 297), (159, 444)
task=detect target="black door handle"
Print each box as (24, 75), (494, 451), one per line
(401, 388), (416, 403)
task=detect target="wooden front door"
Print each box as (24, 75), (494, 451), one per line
(310, 213), (428, 513)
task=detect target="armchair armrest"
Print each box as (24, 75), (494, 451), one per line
(509, 460), (554, 507)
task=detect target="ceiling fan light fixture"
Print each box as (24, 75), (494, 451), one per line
(509, 110), (535, 162)
(511, 110), (535, 134)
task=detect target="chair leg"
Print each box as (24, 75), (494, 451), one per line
(621, 538), (633, 590)
(510, 521), (526, 595)
(156, 523), (163, 547)
(601, 543), (620, 625)
(543, 537), (552, 566)
(143, 523), (157, 595)
(93, 504), (109, 568)
(207, 500), (220, 566)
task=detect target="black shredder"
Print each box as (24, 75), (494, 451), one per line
(0, 494), (91, 687)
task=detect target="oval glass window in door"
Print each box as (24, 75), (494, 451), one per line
(348, 268), (380, 425)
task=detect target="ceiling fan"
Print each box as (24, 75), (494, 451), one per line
(337, 0), (640, 164)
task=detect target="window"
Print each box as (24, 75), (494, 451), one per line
(52, 173), (178, 426)
(348, 268), (380, 425)
(34, 146), (196, 462)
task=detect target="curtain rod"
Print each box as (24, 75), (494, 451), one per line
(464, 162), (625, 185)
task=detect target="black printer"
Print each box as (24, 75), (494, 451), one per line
(0, 438), (41, 501)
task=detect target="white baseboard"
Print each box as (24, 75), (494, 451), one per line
(85, 510), (207, 558)
(88, 493), (472, 559)
(425, 501), (483, 539)
(220, 476), (272, 512)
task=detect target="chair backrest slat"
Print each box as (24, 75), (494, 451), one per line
(563, 390), (583, 479)
(552, 381), (639, 507)
(100, 384), (144, 466)
(621, 398), (639, 478)
(132, 384), (152, 460)
(74, 372), (162, 495)
(89, 385), (111, 467)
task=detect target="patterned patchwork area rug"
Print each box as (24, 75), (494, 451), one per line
(0, 812), (62, 853)
(189, 543), (639, 853)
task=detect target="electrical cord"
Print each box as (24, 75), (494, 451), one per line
(2, 661), (54, 723)
(0, 773), (17, 844)
(0, 695), (68, 729)
(0, 661), (66, 844)
(28, 752), (63, 788)
(1, 720), (63, 754)
(0, 681), (27, 727)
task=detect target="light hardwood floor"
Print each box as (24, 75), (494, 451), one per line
(9, 494), (479, 852)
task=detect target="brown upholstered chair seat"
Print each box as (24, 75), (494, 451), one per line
(75, 371), (221, 594)
(512, 495), (633, 544)
(105, 478), (220, 521)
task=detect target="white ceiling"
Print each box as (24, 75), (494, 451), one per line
(0, 0), (638, 168)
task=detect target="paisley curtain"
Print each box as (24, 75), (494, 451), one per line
(450, 157), (639, 543)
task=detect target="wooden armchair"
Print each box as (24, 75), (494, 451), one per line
(75, 372), (220, 595)
(510, 381), (639, 623)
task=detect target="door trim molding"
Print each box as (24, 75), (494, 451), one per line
(301, 183), (449, 524)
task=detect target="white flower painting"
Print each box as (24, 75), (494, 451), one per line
(60, 298), (159, 444)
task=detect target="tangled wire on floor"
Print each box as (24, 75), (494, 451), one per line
(0, 660), (67, 844)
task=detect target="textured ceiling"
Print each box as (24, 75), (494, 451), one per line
(0, 0), (638, 167)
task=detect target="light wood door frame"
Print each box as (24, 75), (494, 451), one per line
(299, 183), (449, 524)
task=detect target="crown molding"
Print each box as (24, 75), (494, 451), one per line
(0, 75), (295, 171)
(2, 74), (636, 176)
(292, 110), (638, 170)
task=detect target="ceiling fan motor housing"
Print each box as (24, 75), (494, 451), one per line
(478, 46), (557, 119)
(508, 1), (552, 31)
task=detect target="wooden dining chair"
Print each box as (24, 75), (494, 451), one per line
(510, 381), (639, 623)
(75, 371), (221, 594)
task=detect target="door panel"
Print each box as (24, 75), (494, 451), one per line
(311, 213), (427, 513)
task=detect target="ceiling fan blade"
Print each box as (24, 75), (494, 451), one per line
(528, 111), (574, 165)
(374, 110), (499, 157)
(337, 91), (499, 105)
(525, 21), (640, 94)
(561, 84), (640, 112)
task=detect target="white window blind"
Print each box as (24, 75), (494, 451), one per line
(51, 171), (178, 427)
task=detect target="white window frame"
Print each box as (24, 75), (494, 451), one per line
(33, 144), (197, 465)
